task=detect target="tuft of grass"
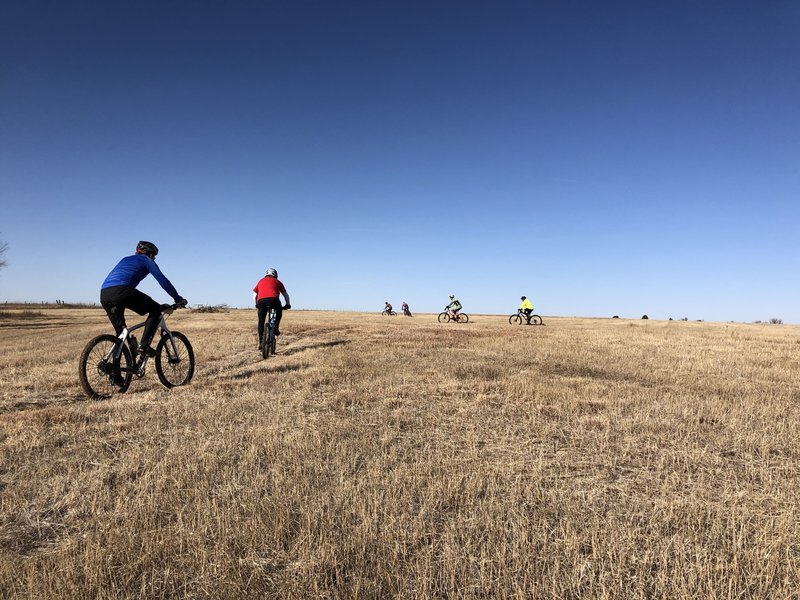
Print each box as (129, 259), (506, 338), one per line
(0, 309), (44, 320)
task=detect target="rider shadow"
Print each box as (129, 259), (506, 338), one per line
(280, 339), (349, 357)
(231, 362), (308, 380)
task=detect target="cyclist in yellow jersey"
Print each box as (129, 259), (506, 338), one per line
(519, 296), (534, 318)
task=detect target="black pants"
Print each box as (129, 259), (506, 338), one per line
(100, 285), (162, 348)
(257, 297), (283, 341)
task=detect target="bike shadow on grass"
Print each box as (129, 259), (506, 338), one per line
(230, 362), (308, 380)
(279, 339), (349, 357)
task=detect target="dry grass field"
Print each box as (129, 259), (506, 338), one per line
(1, 306), (798, 599)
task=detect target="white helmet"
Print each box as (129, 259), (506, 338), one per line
(266, 268), (278, 278)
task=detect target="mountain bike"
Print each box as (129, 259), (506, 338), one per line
(79, 303), (194, 399)
(509, 310), (543, 325)
(382, 309), (397, 316)
(260, 304), (289, 359)
(438, 308), (469, 323)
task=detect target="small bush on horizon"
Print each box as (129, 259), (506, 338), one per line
(192, 304), (230, 314)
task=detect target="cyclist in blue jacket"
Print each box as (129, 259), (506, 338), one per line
(100, 241), (187, 357)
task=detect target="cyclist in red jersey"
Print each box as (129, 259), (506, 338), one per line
(253, 268), (291, 348)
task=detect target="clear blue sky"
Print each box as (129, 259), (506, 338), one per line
(1, 1), (798, 321)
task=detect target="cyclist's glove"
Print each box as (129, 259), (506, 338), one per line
(283, 304), (291, 310)
(176, 297), (188, 308)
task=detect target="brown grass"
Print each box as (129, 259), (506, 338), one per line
(0, 309), (798, 598)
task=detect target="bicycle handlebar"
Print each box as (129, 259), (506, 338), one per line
(161, 302), (188, 315)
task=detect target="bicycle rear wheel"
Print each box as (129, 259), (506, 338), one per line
(155, 331), (195, 388)
(79, 334), (132, 399)
(528, 314), (543, 325)
(437, 312), (450, 323)
(261, 328), (272, 358)
(509, 314), (523, 325)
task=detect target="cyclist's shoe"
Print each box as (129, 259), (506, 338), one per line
(258, 340), (263, 350)
(112, 372), (126, 388)
(274, 328), (281, 336)
(138, 344), (156, 358)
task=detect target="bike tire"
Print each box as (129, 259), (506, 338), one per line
(457, 313), (469, 323)
(509, 314), (523, 325)
(528, 314), (543, 326)
(269, 332), (277, 355)
(437, 312), (450, 323)
(155, 331), (195, 388)
(261, 333), (270, 358)
(261, 325), (270, 359)
(79, 334), (132, 399)
(263, 313), (276, 359)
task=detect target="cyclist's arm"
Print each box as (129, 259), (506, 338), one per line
(253, 291), (258, 304)
(147, 261), (181, 302)
(281, 290), (291, 306)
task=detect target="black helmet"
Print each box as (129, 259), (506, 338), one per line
(521, 296), (526, 300)
(136, 241), (159, 257)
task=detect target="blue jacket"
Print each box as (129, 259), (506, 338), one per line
(101, 254), (181, 301)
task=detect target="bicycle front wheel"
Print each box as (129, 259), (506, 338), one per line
(79, 334), (132, 399)
(509, 314), (523, 325)
(437, 312), (450, 323)
(528, 314), (543, 325)
(155, 331), (195, 388)
(457, 313), (469, 323)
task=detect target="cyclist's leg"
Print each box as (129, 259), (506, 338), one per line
(125, 289), (162, 351)
(256, 298), (269, 346)
(99, 286), (132, 385)
(262, 298), (282, 334)
(100, 286), (129, 336)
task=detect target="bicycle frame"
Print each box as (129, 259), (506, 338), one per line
(260, 307), (277, 357)
(108, 309), (181, 375)
(267, 309), (276, 343)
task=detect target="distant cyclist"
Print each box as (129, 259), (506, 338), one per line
(519, 296), (534, 318)
(402, 301), (412, 316)
(446, 295), (462, 318)
(253, 268), (291, 348)
(384, 302), (393, 314)
(100, 241), (187, 358)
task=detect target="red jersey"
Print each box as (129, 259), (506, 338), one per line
(253, 277), (286, 301)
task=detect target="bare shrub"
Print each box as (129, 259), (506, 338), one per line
(191, 304), (229, 313)
(769, 318), (783, 325)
